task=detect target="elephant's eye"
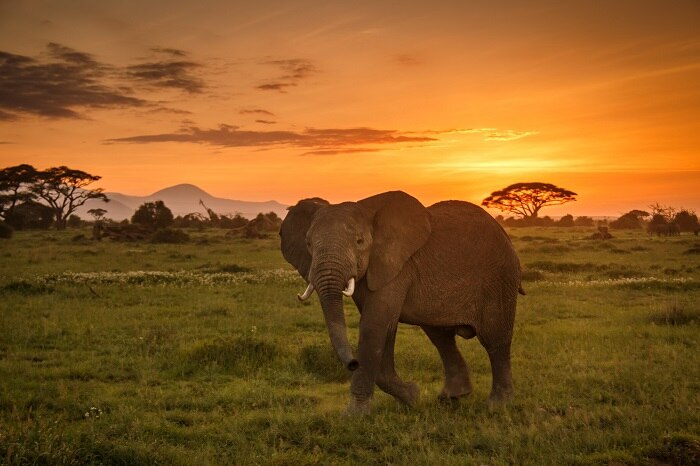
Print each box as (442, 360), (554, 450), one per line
(356, 237), (364, 245)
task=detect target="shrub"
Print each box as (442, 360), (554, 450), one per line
(674, 210), (700, 233)
(557, 214), (574, 227)
(132, 200), (173, 229)
(574, 216), (595, 227)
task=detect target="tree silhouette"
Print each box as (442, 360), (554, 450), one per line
(131, 200), (173, 229)
(87, 208), (108, 221)
(673, 209), (700, 233)
(609, 210), (649, 230)
(482, 182), (577, 218)
(0, 164), (38, 220)
(31, 166), (108, 229)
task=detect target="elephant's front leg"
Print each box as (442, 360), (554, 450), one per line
(347, 297), (401, 415)
(376, 324), (420, 407)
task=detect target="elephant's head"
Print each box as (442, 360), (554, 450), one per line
(280, 191), (431, 371)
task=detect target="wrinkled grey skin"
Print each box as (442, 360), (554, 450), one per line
(280, 191), (522, 415)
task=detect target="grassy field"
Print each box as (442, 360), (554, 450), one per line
(0, 227), (698, 465)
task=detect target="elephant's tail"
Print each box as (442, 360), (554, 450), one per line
(518, 285), (526, 295)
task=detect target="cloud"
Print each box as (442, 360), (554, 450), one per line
(300, 148), (384, 156)
(255, 119), (276, 124)
(107, 124), (435, 153)
(436, 128), (539, 141)
(151, 47), (187, 57)
(0, 45), (147, 119)
(126, 60), (204, 93)
(148, 106), (193, 115)
(256, 82), (293, 91)
(240, 108), (275, 116)
(257, 58), (317, 92)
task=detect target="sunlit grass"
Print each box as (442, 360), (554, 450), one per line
(0, 227), (698, 464)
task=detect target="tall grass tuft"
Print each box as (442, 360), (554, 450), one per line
(177, 335), (280, 376)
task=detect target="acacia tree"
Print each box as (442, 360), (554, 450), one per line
(31, 166), (108, 229)
(87, 208), (108, 221)
(482, 182), (577, 219)
(0, 164), (38, 220)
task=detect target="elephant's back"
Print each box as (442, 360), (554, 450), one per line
(426, 200), (510, 245)
(402, 200), (519, 325)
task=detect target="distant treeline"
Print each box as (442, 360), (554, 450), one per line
(497, 204), (700, 235)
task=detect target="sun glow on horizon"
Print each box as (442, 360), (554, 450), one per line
(0, 1), (698, 215)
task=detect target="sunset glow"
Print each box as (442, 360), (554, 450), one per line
(1, 0), (699, 217)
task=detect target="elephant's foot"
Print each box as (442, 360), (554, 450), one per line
(438, 374), (473, 400)
(396, 381), (420, 407)
(487, 385), (513, 408)
(346, 394), (372, 416)
(378, 378), (420, 407)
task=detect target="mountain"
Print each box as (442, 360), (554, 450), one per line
(76, 184), (288, 221)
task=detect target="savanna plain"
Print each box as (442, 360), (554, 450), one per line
(0, 227), (698, 465)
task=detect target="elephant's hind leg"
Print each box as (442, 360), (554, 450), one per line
(480, 338), (514, 405)
(376, 325), (419, 407)
(422, 326), (473, 399)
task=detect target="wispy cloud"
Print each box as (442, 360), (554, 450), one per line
(255, 119), (276, 124)
(126, 60), (204, 93)
(240, 108), (275, 116)
(0, 44), (146, 119)
(300, 148), (384, 156)
(437, 128), (539, 141)
(0, 43), (208, 119)
(106, 124), (435, 153)
(150, 47), (187, 57)
(257, 58), (317, 92)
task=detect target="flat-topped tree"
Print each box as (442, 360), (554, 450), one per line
(482, 182), (577, 219)
(32, 166), (108, 229)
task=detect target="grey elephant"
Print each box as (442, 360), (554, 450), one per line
(280, 191), (523, 414)
(647, 222), (680, 236)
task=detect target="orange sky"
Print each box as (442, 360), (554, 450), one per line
(1, 0), (699, 217)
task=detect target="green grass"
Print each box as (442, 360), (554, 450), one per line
(0, 227), (698, 465)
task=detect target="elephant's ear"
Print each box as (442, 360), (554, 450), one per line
(358, 191), (431, 291)
(280, 197), (329, 281)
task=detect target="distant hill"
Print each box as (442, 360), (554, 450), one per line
(76, 184), (288, 221)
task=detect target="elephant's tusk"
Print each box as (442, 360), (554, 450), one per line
(297, 282), (314, 301)
(342, 277), (355, 297)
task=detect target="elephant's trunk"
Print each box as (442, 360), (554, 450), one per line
(313, 260), (358, 371)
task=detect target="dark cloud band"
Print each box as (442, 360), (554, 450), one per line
(107, 124), (435, 154)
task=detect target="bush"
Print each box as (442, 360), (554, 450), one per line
(132, 200), (173, 229)
(0, 222), (13, 239)
(574, 216), (595, 227)
(557, 214), (574, 227)
(674, 210), (700, 233)
(150, 228), (189, 244)
(610, 210), (648, 229)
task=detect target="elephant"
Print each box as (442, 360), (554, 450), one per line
(279, 191), (523, 414)
(647, 222), (680, 236)
(668, 222), (681, 236)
